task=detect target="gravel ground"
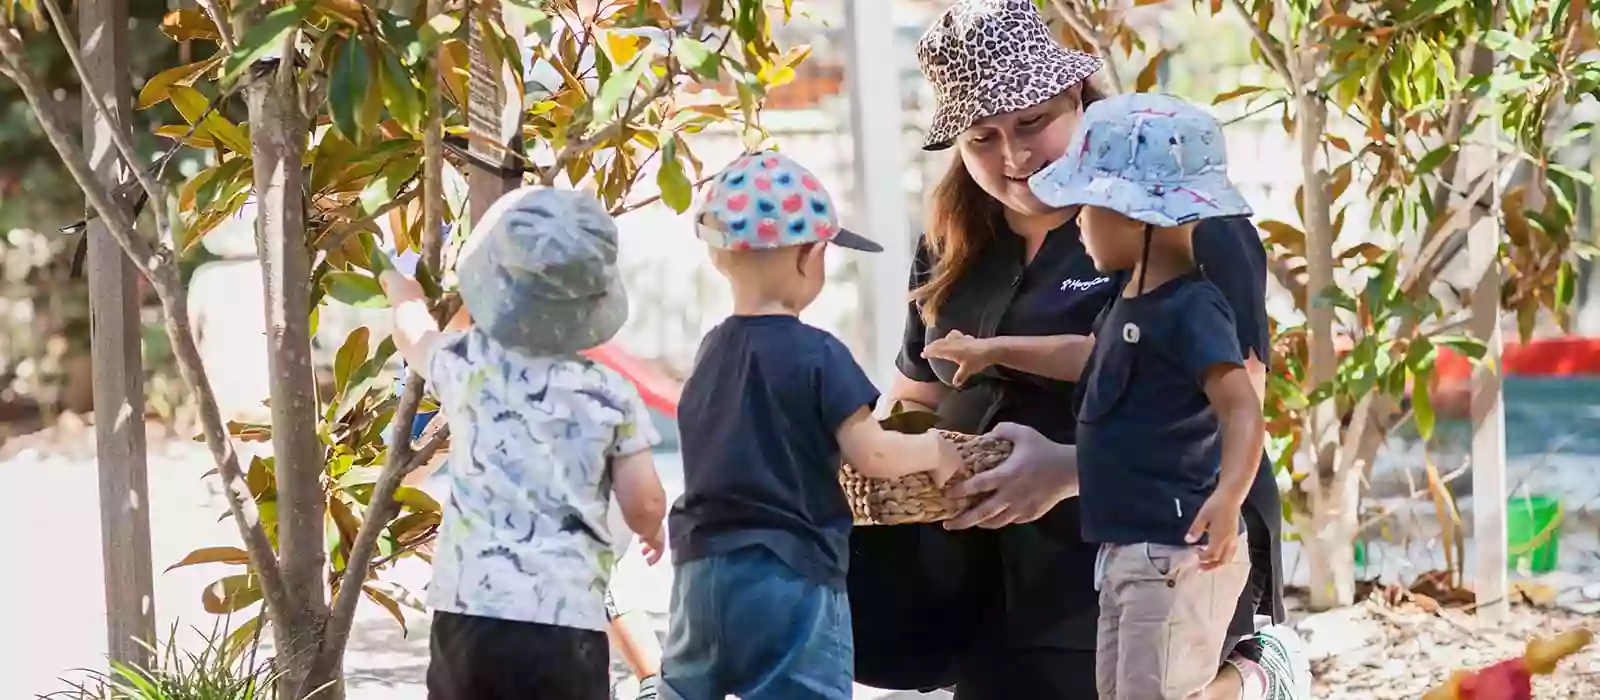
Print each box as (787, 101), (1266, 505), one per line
(6, 420), (1596, 699)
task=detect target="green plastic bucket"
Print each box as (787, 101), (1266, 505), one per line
(1507, 495), (1563, 573)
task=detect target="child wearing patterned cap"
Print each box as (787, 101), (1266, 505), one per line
(379, 187), (668, 700)
(1028, 93), (1266, 699)
(659, 151), (964, 700)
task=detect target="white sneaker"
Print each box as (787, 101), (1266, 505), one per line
(1231, 624), (1313, 700)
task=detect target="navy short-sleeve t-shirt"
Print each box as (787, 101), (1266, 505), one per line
(670, 315), (880, 588)
(1075, 273), (1246, 545)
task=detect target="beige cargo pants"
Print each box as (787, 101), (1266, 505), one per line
(1094, 537), (1251, 700)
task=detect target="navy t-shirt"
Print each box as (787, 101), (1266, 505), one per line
(670, 315), (880, 588)
(1076, 273), (1246, 545)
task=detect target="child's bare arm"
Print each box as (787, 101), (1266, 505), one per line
(1202, 363), (1264, 508)
(380, 271), (447, 379)
(837, 407), (962, 485)
(610, 449), (667, 540)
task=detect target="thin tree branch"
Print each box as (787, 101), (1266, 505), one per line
(40, 0), (172, 241)
(1047, 0), (1124, 93)
(1227, 0), (1294, 85)
(611, 172), (716, 216)
(320, 13), (453, 665)
(195, 0), (237, 53)
(0, 21), (292, 630)
(541, 72), (676, 186)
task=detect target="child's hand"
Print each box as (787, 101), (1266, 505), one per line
(1185, 496), (1242, 571)
(922, 330), (998, 387)
(928, 433), (964, 489)
(639, 524), (666, 566)
(379, 270), (424, 304)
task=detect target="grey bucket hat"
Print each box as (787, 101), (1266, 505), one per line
(456, 187), (628, 356)
(917, 0), (1104, 150)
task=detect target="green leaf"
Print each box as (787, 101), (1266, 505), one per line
(337, 467), (385, 489)
(1411, 370), (1435, 442)
(334, 326), (372, 396)
(360, 154), (422, 216)
(331, 39), (372, 144)
(672, 38), (719, 80)
(168, 86), (252, 154)
(1432, 334), (1487, 361)
(658, 149), (693, 214)
(379, 46), (425, 135)
(376, 11), (423, 66)
(202, 574), (262, 614)
(326, 272), (388, 308)
(1555, 260), (1577, 310)
(419, 13), (463, 54)
(137, 58), (220, 110)
(1416, 144), (1456, 175)
(503, 0), (553, 41)
(335, 338), (398, 420)
(1481, 29), (1536, 61)
(222, 0), (315, 86)
(592, 60), (647, 125)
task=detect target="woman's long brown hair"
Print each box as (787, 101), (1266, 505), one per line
(913, 81), (1106, 326)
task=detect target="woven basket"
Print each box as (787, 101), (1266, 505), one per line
(842, 430), (1013, 526)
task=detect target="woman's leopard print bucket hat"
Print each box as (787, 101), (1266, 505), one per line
(917, 0), (1104, 151)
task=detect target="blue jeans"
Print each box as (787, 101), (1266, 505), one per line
(661, 547), (852, 700)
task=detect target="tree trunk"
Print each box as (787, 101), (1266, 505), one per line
(245, 63), (337, 699)
(1296, 89), (1356, 610)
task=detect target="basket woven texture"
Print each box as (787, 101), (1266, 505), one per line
(842, 430), (1013, 526)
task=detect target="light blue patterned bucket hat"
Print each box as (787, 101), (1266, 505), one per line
(1028, 93), (1252, 226)
(456, 187), (628, 356)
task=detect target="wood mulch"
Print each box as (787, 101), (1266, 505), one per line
(1295, 575), (1600, 699)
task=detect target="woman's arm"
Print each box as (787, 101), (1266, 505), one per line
(921, 331), (1095, 385)
(880, 372), (950, 415)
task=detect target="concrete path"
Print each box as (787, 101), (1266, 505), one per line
(3, 430), (943, 699)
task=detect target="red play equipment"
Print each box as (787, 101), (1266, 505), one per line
(1421, 629), (1593, 700)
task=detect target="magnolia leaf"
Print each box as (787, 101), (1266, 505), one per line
(334, 326), (372, 396)
(1411, 368), (1436, 442)
(331, 39), (373, 144)
(138, 58), (221, 110)
(154, 124), (217, 148)
(161, 9), (221, 42)
(1135, 49), (1170, 93)
(379, 46), (424, 135)
(202, 574), (262, 614)
(1212, 85), (1267, 104)
(606, 32), (647, 65)
(168, 86), (252, 154)
(364, 586), (411, 634)
(335, 337), (398, 420)
(440, 39), (470, 108)
(419, 13), (463, 52)
(223, 0), (316, 86)
(1258, 220), (1306, 254)
(360, 154), (422, 216)
(672, 38), (719, 80)
(658, 152), (693, 213)
(326, 272), (388, 308)
(166, 546), (250, 572)
(226, 420), (273, 442)
(592, 60), (648, 125)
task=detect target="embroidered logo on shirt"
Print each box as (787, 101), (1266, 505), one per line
(1061, 276), (1111, 292)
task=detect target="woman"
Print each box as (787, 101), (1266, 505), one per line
(847, 1), (1309, 698)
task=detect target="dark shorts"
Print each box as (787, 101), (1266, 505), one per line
(427, 612), (609, 700)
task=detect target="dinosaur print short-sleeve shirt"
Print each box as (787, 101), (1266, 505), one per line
(425, 329), (659, 631)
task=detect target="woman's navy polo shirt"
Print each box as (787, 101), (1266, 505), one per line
(848, 215), (1284, 691)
